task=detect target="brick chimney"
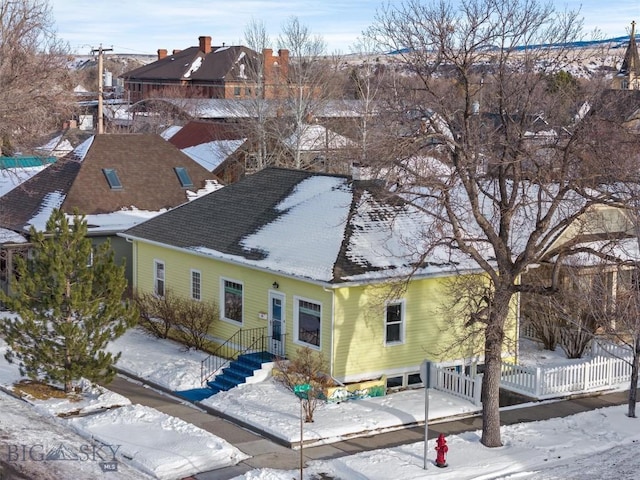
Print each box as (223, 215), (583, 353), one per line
(157, 49), (167, 60)
(262, 48), (273, 78)
(199, 36), (212, 54)
(277, 49), (289, 78)
(172, 49), (181, 55)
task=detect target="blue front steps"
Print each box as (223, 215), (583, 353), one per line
(175, 351), (276, 402)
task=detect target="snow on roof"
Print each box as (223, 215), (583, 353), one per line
(0, 227), (26, 243)
(36, 134), (74, 158)
(183, 56), (203, 78)
(83, 209), (168, 234)
(181, 139), (246, 171)
(160, 125), (183, 140)
(346, 190), (430, 270)
(153, 99), (365, 119)
(183, 172), (479, 283)
(186, 179), (224, 200)
(70, 135), (95, 161)
(285, 124), (355, 151)
(0, 166), (48, 197)
(25, 191), (65, 231)
(237, 176), (351, 281)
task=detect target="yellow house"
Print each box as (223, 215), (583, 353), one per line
(121, 167), (506, 392)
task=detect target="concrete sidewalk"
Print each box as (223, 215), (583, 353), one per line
(106, 375), (633, 480)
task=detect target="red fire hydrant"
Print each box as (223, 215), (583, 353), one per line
(435, 433), (448, 468)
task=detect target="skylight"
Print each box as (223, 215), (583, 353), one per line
(102, 168), (122, 189)
(174, 167), (193, 187)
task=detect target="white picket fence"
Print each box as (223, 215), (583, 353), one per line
(501, 353), (632, 399)
(431, 365), (483, 406)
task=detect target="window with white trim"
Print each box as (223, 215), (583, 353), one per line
(154, 260), (165, 297)
(222, 279), (243, 323)
(385, 301), (405, 345)
(295, 298), (321, 348)
(191, 269), (201, 301)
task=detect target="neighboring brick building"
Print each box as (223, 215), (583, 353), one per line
(121, 36), (289, 102)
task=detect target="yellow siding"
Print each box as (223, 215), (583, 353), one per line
(132, 241), (334, 359)
(133, 240), (518, 383)
(331, 276), (516, 382)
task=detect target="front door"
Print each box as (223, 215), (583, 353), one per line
(268, 292), (285, 357)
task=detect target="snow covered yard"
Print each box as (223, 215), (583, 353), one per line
(111, 328), (481, 445)
(231, 404), (640, 480)
(2, 325), (638, 479)
(0, 335), (248, 479)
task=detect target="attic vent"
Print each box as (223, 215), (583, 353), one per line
(102, 168), (122, 189)
(174, 167), (193, 187)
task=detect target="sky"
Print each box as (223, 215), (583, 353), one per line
(48, 0), (639, 56)
(1, 324), (638, 479)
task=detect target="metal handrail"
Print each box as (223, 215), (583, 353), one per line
(200, 327), (266, 385)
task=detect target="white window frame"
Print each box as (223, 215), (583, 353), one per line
(293, 296), (322, 350)
(154, 260), (165, 297)
(190, 269), (201, 301)
(385, 299), (405, 346)
(220, 277), (243, 324)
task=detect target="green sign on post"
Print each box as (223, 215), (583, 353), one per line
(294, 383), (311, 399)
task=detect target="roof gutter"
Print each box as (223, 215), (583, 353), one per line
(118, 233), (487, 289)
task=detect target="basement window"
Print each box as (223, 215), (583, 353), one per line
(102, 168), (122, 189)
(174, 167), (193, 187)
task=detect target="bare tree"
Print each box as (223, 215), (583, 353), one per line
(0, 0), (73, 153)
(277, 16), (332, 169)
(274, 347), (334, 423)
(366, 0), (632, 447)
(523, 265), (600, 358)
(237, 19), (287, 170)
(347, 36), (386, 166)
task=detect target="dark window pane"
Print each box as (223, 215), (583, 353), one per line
(386, 376), (403, 389)
(224, 281), (242, 322)
(386, 323), (401, 343)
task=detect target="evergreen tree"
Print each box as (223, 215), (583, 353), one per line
(0, 209), (137, 393)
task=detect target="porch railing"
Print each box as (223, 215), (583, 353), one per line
(200, 327), (286, 385)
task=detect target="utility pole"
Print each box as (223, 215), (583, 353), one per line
(91, 44), (113, 134)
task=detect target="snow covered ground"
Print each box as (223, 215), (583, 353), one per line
(0, 333), (248, 479)
(1, 326), (639, 479)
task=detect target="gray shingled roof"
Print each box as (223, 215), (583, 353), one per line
(122, 46), (259, 83)
(123, 168), (317, 259)
(122, 167), (432, 284)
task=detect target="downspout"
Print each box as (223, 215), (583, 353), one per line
(324, 285), (336, 380)
(330, 287), (335, 380)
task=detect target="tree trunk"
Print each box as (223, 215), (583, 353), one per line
(629, 335), (640, 418)
(481, 288), (512, 447)
(481, 327), (504, 447)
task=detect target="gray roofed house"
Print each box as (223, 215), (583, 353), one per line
(121, 167), (443, 284)
(119, 167), (511, 393)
